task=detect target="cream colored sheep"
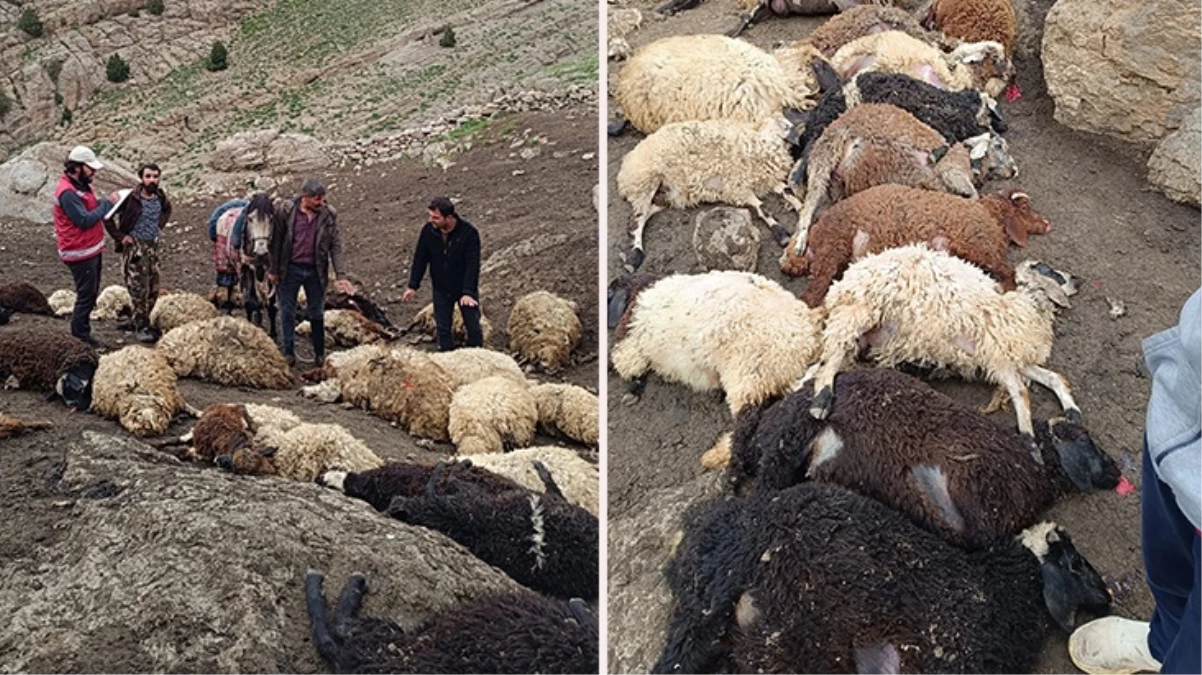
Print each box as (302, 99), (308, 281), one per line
(297, 309), (391, 349)
(454, 446), (599, 516)
(507, 291), (583, 372)
(805, 244), (1081, 461)
(448, 375), (539, 455)
(608, 270), (824, 417)
(617, 115), (802, 271)
(242, 402), (303, 450)
(831, 30), (1013, 98)
(531, 383), (599, 446)
(150, 292), (219, 334)
(614, 34), (816, 135)
(408, 302), (494, 346)
(90, 345), (194, 436)
(608, 8), (642, 61)
(48, 289), (75, 317)
(91, 285), (132, 321)
(157, 315), (292, 389)
(263, 422), (384, 481)
(427, 347), (527, 388)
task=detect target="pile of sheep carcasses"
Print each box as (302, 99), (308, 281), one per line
(609, 2), (1126, 673)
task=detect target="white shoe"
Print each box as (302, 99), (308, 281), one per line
(1069, 616), (1162, 674)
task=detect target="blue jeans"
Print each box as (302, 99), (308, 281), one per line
(432, 290), (483, 352)
(1142, 438), (1201, 673)
(278, 264), (324, 358)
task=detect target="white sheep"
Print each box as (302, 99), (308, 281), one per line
(454, 446), (599, 516)
(409, 302), (494, 346)
(427, 347), (528, 388)
(297, 309), (391, 349)
(150, 292), (219, 335)
(805, 243), (1081, 461)
(831, 30), (1014, 98)
(448, 375), (539, 455)
(91, 285), (133, 321)
(531, 383), (599, 446)
(157, 315), (292, 389)
(608, 270), (824, 416)
(507, 291), (583, 372)
(613, 34), (817, 135)
(48, 289), (75, 317)
(90, 345), (196, 436)
(617, 115), (803, 270)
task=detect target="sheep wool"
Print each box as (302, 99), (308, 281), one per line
(268, 423), (384, 482)
(507, 291), (583, 372)
(456, 446), (599, 516)
(831, 31), (975, 90)
(448, 375), (539, 455)
(427, 347), (527, 388)
(931, 0), (1017, 56)
(531, 383), (599, 446)
(243, 402), (304, 451)
(48, 289), (76, 317)
(615, 34), (814, 135)
(157, 315), (292, 389)
(0, 281), (54, 315)
(804, 5), (952, 56)
(0, 327), (97, 392)
(90, 345), (190, 437)
(298, 309), (389, 348)
(150, 292), (220, 334)
(91, 285), (133, 321)
(410, 302), (494, 346)
(322, 345), (457, 441)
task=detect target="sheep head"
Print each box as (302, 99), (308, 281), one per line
(1017, 522), (1112, 633)
(984, 190), (1051, 247)
(963, 133), (1018, 181)
(948, 41), (1013, 98)
(1015, 261), (1078, 309)
(975, 93), (1007, 134)
(215, 445), (278, 476)
(1043, 418), (1121, 493)
(56, 362), (97, 411)
(607, 273), (660, 337)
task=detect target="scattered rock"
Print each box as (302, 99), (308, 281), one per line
(692, 206), (761, 272)
(1147, 105), (1201, 206)
(0, 143), (139, 224)
(208, 129), (329, 174)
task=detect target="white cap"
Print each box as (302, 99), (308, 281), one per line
(67, 145), (104, 170)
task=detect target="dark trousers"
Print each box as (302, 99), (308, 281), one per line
(1142, 438), (1201, 674)
(432, 290), (483, 352)
(278, 264), (325, 358)
(66, 253), (102, 340)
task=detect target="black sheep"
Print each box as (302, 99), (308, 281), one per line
(727, 368), (1121, 548)
(0, 281), (55, 316)
(0, 326), (98, 410)
(305, 569), (598, 674)
(653, 483), (1113, 674)
(318, 459), (533, 512)
(385, 460), (598, 602)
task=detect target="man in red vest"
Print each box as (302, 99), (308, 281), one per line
(52, 145), (120, 348)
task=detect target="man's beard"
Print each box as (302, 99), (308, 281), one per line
(76, 172), (92, 187)
(142, 182), (159, 194)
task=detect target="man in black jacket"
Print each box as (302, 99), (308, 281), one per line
(401, 196), (483, 351)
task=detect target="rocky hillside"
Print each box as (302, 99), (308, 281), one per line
(0, 0), (596, 195)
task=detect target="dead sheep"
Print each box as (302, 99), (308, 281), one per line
(90, 345), (195, 437)
(608, 7), (642, 61)
(507, 291), (583, 372)
(298, 309), (393, 349)
(427, 347), (528, 387)
(0, 327), (98, 410)
(448, 375), (539, 455)
(653, 484), (1112, 673)
(785, 102), (1018, 261)
(0, 281), (54, 316)
(831, 30), (1015, 98)
(157, 315), (293, 389)
(0, 412), (52, 440)
(455, 446), (599, 517)
(149, 292), (219, 335)
(317, 459), (531, 512)
(727, 0), (930, 37)
(305, 570), (597, 674)
(47, 289), (76, 317)
(386, 459), (599, 601)
(806, 244), (1083, 460)
(925, 0), (1018, 59)
(783, 185), (1051, 301)
(617, 116), (803, 270)
(408, 302), (494, 346)
(91, 285), (133, 321)
(803, 5), (958, 57)
(612, 34), (816, 136)
(607, 270), (824, 417)
(531, 382), (599, 446)
(720, 368), (1122, 548)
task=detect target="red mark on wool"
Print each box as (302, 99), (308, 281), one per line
(1004, 84), (1022, 102)
(1116, 476), (1135, 496)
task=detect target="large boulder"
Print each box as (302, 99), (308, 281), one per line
(1147, 105), (1201, 207)
(209, 129), (330, 174)
(1042, 0), (1201, 145)
(608, 472), (729, 673)
(0, 143), (139, 223)
(0, 432), (521, 673)
(692, 206), (761, 272)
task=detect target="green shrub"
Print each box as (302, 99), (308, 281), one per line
(61, 107), (73, 125)
(128, 8), (140, 17)
(206, 41), (228, 71)
(440, 27), (456, 48)
(54, 91), (63, 106)
(0, 91), (11, 118)
(18, 8), (44, 37)
(106, 53), (130, 83)
(45, 60), (63, 83)
(147, 0), (165, 15)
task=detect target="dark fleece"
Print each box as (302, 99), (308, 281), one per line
(340, 461), (530, 512)
(0, 281), (55, 315)
(0, 327), (98, 391)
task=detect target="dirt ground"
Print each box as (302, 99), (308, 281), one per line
(0, 107), (598, 671)
(604, 1), (1201, 672)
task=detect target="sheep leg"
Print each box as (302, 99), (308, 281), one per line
(768, 184), (803, 247)
(531, 460), (566, 500)
(628, 203), (663, 272)
(304, 570), (345, 667)
(979, 385), (1010, 415)
(332, 574), (368, 640)
(745, 194), (790, 249)
(607, 114), (629, 137)
(726, 2), (768, 38)
(654, 0), (702, 15)
(998, 369), (1041, 464)
(1021, 365), (1082, 421)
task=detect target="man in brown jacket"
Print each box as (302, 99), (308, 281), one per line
(105, 162), (172, 343)
(268, 178), (355, 366)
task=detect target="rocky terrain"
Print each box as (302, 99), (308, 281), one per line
(604, 0), (1200, 672)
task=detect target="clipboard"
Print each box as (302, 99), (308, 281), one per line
(104, 188), (132, 221)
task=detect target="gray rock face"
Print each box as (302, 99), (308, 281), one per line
(0, 143), (139, 223)
(607, 472), (729, 674)
(1147, 105), (1201, 207)
(693, 206), (761, 272)
(209, 129), (330, 174)
(0, 432), (520, 674)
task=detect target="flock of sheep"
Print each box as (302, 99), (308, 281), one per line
(0, 275), (600, 673)
(608, 0), (1126, 672)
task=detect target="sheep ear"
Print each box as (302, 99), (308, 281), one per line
(1041, 277), (1073, 308)
(928, 145), (950, 164)
(607, 287), (629, 329)
(853, 641), (901, 674)
(1004, 213), (1029, 247)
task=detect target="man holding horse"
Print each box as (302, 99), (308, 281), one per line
(268, 178), (355, 367)
(106, 162), (172, 343)
(401, 196), (484, 351)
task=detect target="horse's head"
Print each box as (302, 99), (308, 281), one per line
(244, 193), (275, 264)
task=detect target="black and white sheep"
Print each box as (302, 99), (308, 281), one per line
(653, 483), (1113, 674)
(305, 570), (598, 674)
(0, 327), (98, 410)
(721, 368), (1122, 548)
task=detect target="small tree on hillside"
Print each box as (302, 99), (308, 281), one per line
(206, 41), (228, 71)
(106, 53), (131, 83)
(440, 27), (456, 48)
(147, 0), (165, 15)
(0, 91), (11, 118)
(18, 8), (44, 38)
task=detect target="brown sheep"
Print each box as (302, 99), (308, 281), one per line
(0, 281), (54, 316)
(190, 403), (256, 462)
(0, 327), (98, 410)
(784, 185), (1052, 305)
(925, 0), (1017, 58)
(804, 5), (958, 57)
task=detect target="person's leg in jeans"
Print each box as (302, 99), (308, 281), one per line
(68, 254), (102, 341)
(432, 291), (456, 352)
(277, 265), (303, 360)
(302, 268), (326, 363)
(460, 300), (484, 348)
